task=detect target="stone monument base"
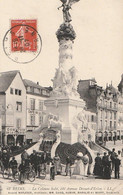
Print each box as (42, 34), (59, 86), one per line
(44, 96), (85, 144)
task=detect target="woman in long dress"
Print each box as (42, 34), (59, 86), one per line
(73, 152), (84, 176)
(102, 152), (111, 179)
(93, 153), (103, 177)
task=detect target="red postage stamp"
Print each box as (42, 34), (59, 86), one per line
(11, 20), (37, 52)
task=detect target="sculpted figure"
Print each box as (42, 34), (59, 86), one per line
(58, 0), (80, 23)
(58, 0), (72, 23)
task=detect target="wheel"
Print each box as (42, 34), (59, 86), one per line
(3, 169), (10, 179)
(28, 171), (35, 182)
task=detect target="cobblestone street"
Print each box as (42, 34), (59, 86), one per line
(0, 165), (123, 195)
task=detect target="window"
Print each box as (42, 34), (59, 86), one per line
(30, 99), (35, 110)
(100, 120), (102, 129)
(105, 120), (107, 130)
(30, 115), (35, 126)
(19, 90), (21, 96)
(39, 114), (43, 125)
(16, 119), (21, 128)
(105, 111), (108, 119)
(110, 102), (112, 108)
(15, 89), (22, 96)
(110, 121), (112, 128)
(42, 90), (46, 95)
(100, 110), (103, 118)
(91, 115), (94, 122)
(114, 121), (116, 129)
(114, 103), (116, 108)
(34, 88), (40, 94)
(39, 101), (43, 111)
(27, 87), (30, 92)
(16, 102), (22, 112)
(15, 89), (18, 95)
(105, 101), (107, 107)
(114, 112), (116, 120)
(10, 88), (13, 94)
(110, 111), (112, 119)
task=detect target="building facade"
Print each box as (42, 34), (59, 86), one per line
(0, 71), (26, 145)
(0, 71), (51, 146)
(78, 78), (121, 144)
(23, 79), (51, 143)
(118, 74), (123, 139)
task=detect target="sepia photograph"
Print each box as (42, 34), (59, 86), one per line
(0, 0), (123, 194)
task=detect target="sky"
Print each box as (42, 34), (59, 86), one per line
(0, 0), (123, 89)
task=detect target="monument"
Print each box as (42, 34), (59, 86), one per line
(44, 0), (87, 144)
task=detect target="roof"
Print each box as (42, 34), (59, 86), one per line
(23, 79), (45, 90)
(0, 70), (19, 93)
(118, 74), (123, 89)
(106, 85), (118, 95)
(79, 78), (97, 83)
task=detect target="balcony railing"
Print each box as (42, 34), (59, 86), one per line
(97, 103), (117, 110)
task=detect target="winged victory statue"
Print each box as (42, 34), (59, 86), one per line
(58, 0), (80, 23)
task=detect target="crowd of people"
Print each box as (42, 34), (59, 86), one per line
(93, 148), (122, 179)
(0, 147), (122, 184)
(0, 149), (62, 183)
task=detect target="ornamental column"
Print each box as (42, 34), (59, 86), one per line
(44, 0), (86, 144)
(57, 23), (76, 72)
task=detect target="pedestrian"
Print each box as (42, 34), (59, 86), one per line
(9, 157), (18, 180)
(102, 152), (111, 179)
(2, 150), (10, 170)
(37, 153), (42, 178)
(19, 160), (26, 184)
(111, 148), (116, 171)
(93, 153), (103, 177)
(114, 155), (121, 179)
(65, 156), (72, 176)
(108, 151), (112, 162)
(49, 159), (55, 180)
(53, 154), (61, 175)
(21, 150), (29, 162)
(30, 150), (38, 175)
(73, 152), (84, 176)
(25, 156), (31, 173)
(40, 152), (48, 174)
(117, 150), (122, 161)
(82, 154), (89, 177)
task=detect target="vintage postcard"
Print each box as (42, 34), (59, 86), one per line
(0, 0), (123, 195)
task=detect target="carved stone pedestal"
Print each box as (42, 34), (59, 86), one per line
(44, 97), (85, 144)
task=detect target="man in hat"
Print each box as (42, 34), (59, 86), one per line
(111, 148), (116, 171)
(9, 157), (18, 180)
(21, 150), (29, 162)
(114, 154), (121, 179)
(30, 150), (37, 175)
(65, 156), (72, 176)
(2, 150), (10, 170)
(49, 159), (55, 180)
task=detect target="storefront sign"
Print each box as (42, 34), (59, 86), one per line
(6, 127), (25, 134)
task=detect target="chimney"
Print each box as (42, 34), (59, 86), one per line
(37, 82), (39, 85)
